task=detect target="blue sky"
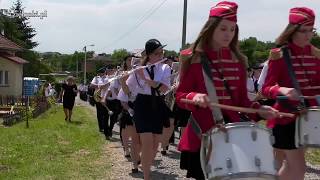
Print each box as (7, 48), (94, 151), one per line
(1, 0), (320, 54)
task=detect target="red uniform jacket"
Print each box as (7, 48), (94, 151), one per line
(262, 43), (320, 128)
(176, 48), (260, 152)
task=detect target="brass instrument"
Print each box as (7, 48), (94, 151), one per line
(93, 88), (103, 102)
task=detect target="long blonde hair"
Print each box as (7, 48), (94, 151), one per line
(180, 17), (247, 75)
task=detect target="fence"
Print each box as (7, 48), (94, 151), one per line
(0, 95), (51, 127)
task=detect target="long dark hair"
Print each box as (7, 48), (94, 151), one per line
(275, 24), (300, 47)
(122, 55), (133, 71)
(181, 17), (247, 74)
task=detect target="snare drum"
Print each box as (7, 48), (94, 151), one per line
(295, 107), (320, 148)
(200, 122), (277, 180)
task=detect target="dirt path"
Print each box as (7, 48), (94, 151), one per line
(76, 97), (320, 180)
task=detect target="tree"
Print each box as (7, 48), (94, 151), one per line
(164, 50), (178, 58)
(311, 32), (320, 48)
(0, 14), (24, 45)
(240, 37), (258, 67)
(11, 0), (38, 49)
(111, 49), (129, 64)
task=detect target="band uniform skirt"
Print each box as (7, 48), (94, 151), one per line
(272, 120), (297, 150)
(119, 101), (134, 129)
(180, 151), (205, 180)
(133, 94), (169, 134)
(173, 103), (191, 128)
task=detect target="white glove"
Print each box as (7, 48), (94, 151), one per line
(128, 108), (134, 117)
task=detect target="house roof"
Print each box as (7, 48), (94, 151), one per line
(1, 55), (29, 64)
(0, 35), (23, 51)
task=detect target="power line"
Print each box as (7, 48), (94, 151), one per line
(98, 0), (168, 52)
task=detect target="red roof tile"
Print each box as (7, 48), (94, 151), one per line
(1, 55), (29, 64)
(0, 35), (22, 51)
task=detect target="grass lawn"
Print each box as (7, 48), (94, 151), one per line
(0, 105), (110, 180)
(306, 148), (320, 165)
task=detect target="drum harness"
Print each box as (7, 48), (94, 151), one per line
(188, 52), (251, 177)
(282, 46), (308, 148)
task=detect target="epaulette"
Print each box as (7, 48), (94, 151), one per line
(268, 48), (283, 60)
(311, 45), (320, 59)
(179, 48), (193, 62)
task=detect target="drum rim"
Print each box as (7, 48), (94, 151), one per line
(305, 106), (320, 111)
(208, 172), (277, 180)
(204, 122), (271, 136)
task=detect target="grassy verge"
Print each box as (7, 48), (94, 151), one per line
(0, 105), (110, 180)
(306, 148), (320, 165)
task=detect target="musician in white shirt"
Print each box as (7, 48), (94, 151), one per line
(90, 67), (110, 139)
(117, 55), (142, 173)
(103, 69), (122, 137)
(126, 39), (171, 180)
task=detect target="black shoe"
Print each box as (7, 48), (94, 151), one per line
(125, 154), (131, 158)
(105, 136), (110, 140)
(131, 168), (139, 173)
(137, 160), (141, 165)
(161, 150), (167, 155)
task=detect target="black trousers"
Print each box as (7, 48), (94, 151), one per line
(95, 102), (110, 137)
(106, 99), (122, 135)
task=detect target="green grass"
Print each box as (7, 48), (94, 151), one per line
(306, 148), (320, 165)
(0, 105), (110, 180)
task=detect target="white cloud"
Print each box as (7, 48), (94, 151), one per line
(1, 0), (320, 54)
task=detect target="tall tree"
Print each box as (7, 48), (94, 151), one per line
(11, 0), (38, 49)
(111, 49), (129, 64)
(311, 32), (320, 48)
(0, 14), (24, 45)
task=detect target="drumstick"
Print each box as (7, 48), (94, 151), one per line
(180, 98), (295, 118)
(277, 95), (320, 106)
(277, 95), (320, 100)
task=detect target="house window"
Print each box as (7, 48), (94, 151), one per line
(5, 71), (9, 85)
(0, 71), (2, 85)
(0, 70), (9, 86)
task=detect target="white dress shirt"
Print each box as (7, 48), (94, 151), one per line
(258, 63), (269, 90)
(91, 75), (109, 96)
(126, 63), (171, 96)
(107, 80), (121, 100)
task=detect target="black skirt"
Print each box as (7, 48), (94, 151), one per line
(119, 111), (134, 129)
(133, 94), (169, 134)
(63, 95), (75, 110)
(180, 151), (205, 180)
(173, 104), (191, 127)
(272, 120), (297, 150)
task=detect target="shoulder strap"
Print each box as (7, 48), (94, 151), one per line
(200, 53), (224, 124)
(281, 46), (305, 107)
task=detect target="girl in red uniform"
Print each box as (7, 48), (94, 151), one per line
(175, 1), (279, 179)
(262, 7), (320, 180)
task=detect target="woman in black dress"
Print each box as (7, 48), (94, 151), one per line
(61, 76), (78, 122)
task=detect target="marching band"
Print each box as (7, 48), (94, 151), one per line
(84, 2), (320, 180)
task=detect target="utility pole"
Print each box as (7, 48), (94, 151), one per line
(83, 44), (94, 84)
(76, 53), (78, 79)
(181, 0), (187, 49)
(84, 46), (87, 84)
